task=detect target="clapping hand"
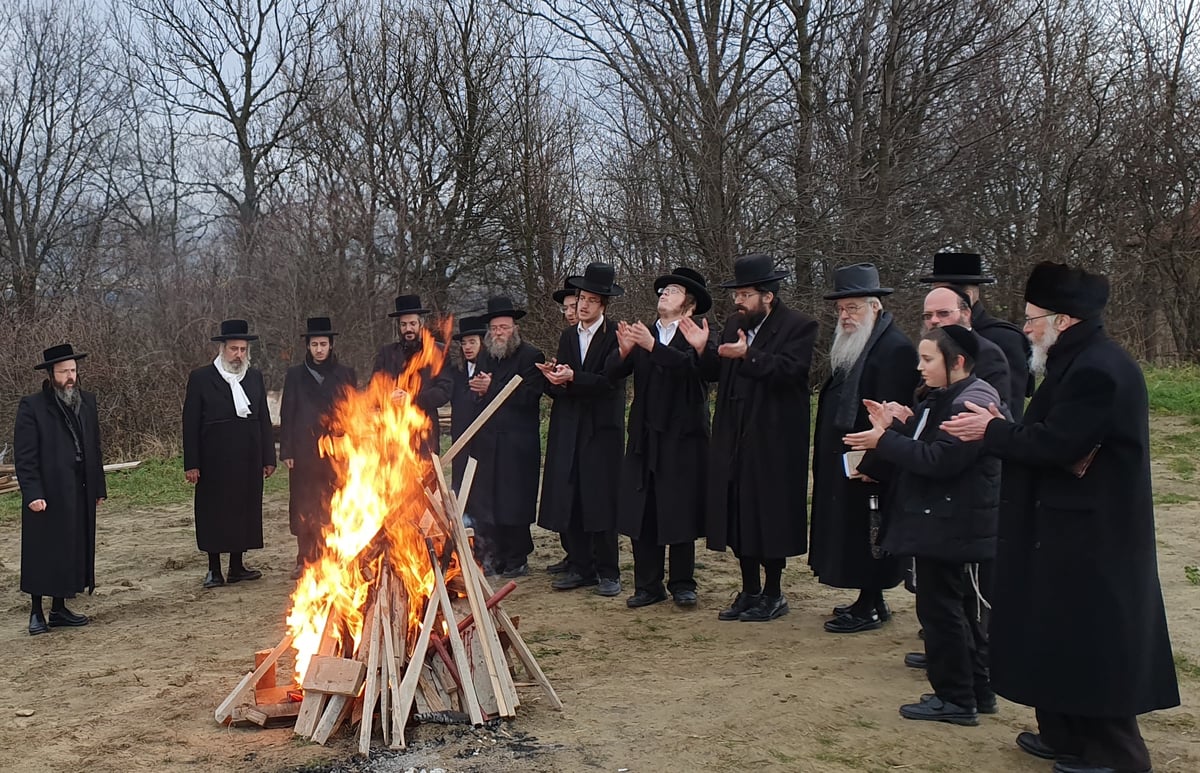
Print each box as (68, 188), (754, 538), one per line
(629, 321), (655, 351)
(718, 329), (749, 359)
(469, 371), (492, 396)
(615, 321), (636, 358)
(678, 316), (710, 354)
(941, 400), (1004, 441)
(536, 360), (574, 385)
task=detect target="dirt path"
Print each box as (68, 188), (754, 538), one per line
(1, 444), (1198, 772)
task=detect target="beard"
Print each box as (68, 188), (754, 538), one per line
(400, 333), (422, 354)
(485, 330), (521, 360)
(223, 353), (249, 375)
(829, 317), (875, 373)
(736, 308), (767, 332)
(56, 383), (80, 408)
(1029, 324), (1061, 376)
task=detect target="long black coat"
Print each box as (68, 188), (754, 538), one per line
(371, 341), (453, 456)
(468, 342), (546, 527)
(980, 318), (1178, 717)
(809, 315), (919, 588)
(973, 303), (1031, 421)
(699, 303), (817, 558)
(15, 383), (106, 597)
(449, 355), (489, 488)
(870, 376), (1002, 563)
(972, 332), (1012, 412)
(279, 358), (357, 537)
(183, 365), (276, 553)
(537, 320), (625, 533)
(606, 324), (710, 545)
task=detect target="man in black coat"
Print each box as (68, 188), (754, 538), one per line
(921, 252), (1030, 420)
(15, 344), (107, 635)
(923, 286), (1011, 409)
(371, 295), (453, 456)
(279, 317), (357, 579)
(449, 315), (488, 490)
(944, 262), (1178, 773)
(544, 277), (582, 575)
(536, 263), (627, 598)
(606, 267), (713, 609)
(809, 264), (919, 633)
(183, 320), (276, 589)
(467, 297), (546, 578)
(685, 254), (817, 622)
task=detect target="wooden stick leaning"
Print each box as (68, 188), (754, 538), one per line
(391, 582), (442, 748)
(378, 570), (394, 747)
(355, 590), (385, 753)
(477, 571), (564, 711)
(425, 537), (484, 726)
(440, 374), (522, 467)
(215, 632), (295, 724)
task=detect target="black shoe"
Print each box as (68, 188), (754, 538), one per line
(1016, 731), (1062, 761)
(919, 693), (996, 715)
(226, 567), (262, 583)
(551, 571), (599, 590)
(832, 601), (853, 617)
(718, 592), (762, 621)
(904, 651), (927, 669)
(900, 694), (978, 726)
(672, 589), (698, 608)
(203, 570), (225, 589)
(738, 594), (789, 622)
(501, 563), (530, 579)
(28, 612), (50, 636)
(1052, 761), (1150, 773)
(626, 589), (667, 608)
(594, 578), (622, 597)
(48, 608), (89, 627)
(545, 558), (569, 574)
(875, 599), (892, 622)
(824, 610), (882, 633)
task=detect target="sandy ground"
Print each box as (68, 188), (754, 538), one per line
(2, 423), (1200, 773)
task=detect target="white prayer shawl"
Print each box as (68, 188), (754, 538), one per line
(213, 355), (252, 418)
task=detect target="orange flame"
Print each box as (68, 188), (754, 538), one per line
(286, 323), (451, 682)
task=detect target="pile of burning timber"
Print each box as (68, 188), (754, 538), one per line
(213, 375), (560, 753)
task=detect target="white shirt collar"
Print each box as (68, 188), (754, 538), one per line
(656, 318), (680, 344)
(578, 316), (604, 336)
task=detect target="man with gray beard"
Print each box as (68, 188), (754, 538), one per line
(809, 264), (919, 633)
(463, 297), (547, 577)
(15, 344), (106, 635)
(183, 320), (276, 589)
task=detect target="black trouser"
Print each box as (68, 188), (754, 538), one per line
(295, 519), (322, 564)
(631, 486), (695, 594)
(915, 557), (990, 709)
(564, 487), (619, 582)
(1036, 708), (1152, 771)
(473, 521), (533, 573)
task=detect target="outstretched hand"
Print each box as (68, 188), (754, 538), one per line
(940, 400), (1004, 441)
(718, 329), (749, 359)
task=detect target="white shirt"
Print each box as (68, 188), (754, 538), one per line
(467, 361), (476, 378)
(746, 314), (769, 347)
(656, 318), (680, 346)
(578, 316), (604, 360)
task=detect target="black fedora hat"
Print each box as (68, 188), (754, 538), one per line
(211, 319), (259, 342)
(34, 343), (87, 371)
(479, 296), (527, 323)
(552, 277), (582, 303)
(388, 294), (431, 317)
(568, 262), (624, 297)
(301, 316), (338, 337)
(824, 263), (893, 300)
(718, 253), (790, 289)
(654, 266), (713, 315)
(919, 252), (995, 284)
(452, 315), (487, 341)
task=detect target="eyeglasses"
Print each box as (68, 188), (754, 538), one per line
(731, 290), (761, 302)
(921, 309), (959, 321)
(657, 286), (685, 297)
(835, 303), (865, 316)
(489, 324), (514, 332)
(1023, 313), (1057, 325)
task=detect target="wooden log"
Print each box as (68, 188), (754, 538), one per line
(293, 691), (330, 738)
(390, 574), (441, 748)
(311, 693), (354, 745)
(253, 649), (278, 691)
(478, 573), (564, 711)
(425, 537), (484, 727)
(255, 684), (300, 706)
(378, 571), (393, 747)
(216, 633), (294, 724)
(245, 699), (302, 727)
(465, 629), (499, 716)
(302, 656), (367, 696)
(440, 374), (522, 466)
(357, 591), (384, 754)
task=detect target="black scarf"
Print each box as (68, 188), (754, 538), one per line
(45, 381), (84, 461)
(305, 350), (340, 384)
(833, 310), (895, 432)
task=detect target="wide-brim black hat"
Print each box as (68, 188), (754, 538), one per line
(654, 266), (712, 315)
(919, 252), (995, 284)
(452, 315), (487, 341)
(552, 277), (583, 303)
(479, 296), (527, 323)
(1025, 261), (1109, 319)
(824, 263), (893, 300)
(301, 316), (338, 337)
(211, 319), (259, 342)
(34, 343), (87, 371)
(568, 262), (624, 297)
(718, 253), (789, 289)
(388, 294), (431, 317)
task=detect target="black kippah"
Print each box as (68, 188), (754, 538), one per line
(940, 324), (979, 360)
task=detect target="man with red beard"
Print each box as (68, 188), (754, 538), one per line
(808, 264), (919, 633)
(682, 253), (817, 621)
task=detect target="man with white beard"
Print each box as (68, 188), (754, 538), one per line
(809, 264), (919, 633)
(465, 297), (547, 578)
(942, 262), (1177, 773)
(183, 320), (276, 589)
